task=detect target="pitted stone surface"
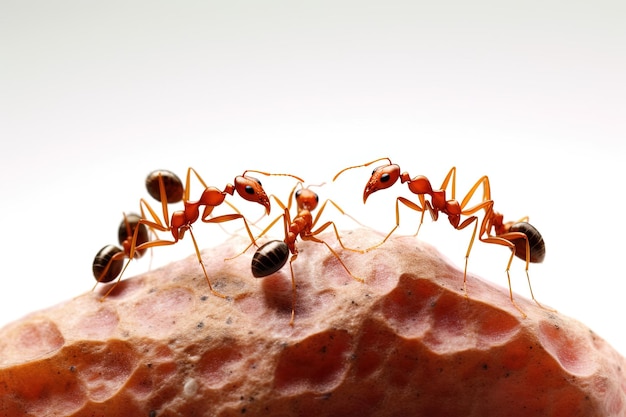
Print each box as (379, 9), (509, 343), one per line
(0, 229), (625, 417)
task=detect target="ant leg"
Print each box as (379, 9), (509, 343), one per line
(302, 229), (365, 284)
(92, 246), (125, 291)
(223, 195), (294, 262)
(460, 175), (492, 210)
(288, 252), (299, 326)
(94, 212), (153, 291)
(206, 200), (248, 237)
(485, 231), (555, 313)
(414, 196), (438, 236)
(272, 194), (289, 210)
(99, 205), (173, 300)
(240, 194), (291, 237)
(98, 257), (131, 299)
(411, 207), (427, 238)
(185, 227), (228, 298)
(139, 194), (171, 232)
(282, 211), (298, 325)
(479, 234), (533, 318)
(185, 167), (210, 201)
(504, 249), (529, 319)
(308, 199), (369, 253)
(112, 224), (228, 299)
(308, 219), (365, 256)
(235, 184), (297, 257)
(366, 196), (425, 252)
(456, 217), (479, 298)
(99, 236), (177, 300)
(187, 168), (263, 237)
(203, 213), (260, 251)
(148, 175), (173, 226)
(313, 199), (370, 229)
(121, 211), (229, 299)
(223, 211), (286, 261)
(438, 167), (457, 200)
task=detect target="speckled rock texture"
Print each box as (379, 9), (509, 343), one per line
(1, 229), (625, 417)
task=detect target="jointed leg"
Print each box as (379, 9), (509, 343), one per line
(438, 167), (458, 200)
(185, 226), (227, 298)
(203, 213), (260, 251)
(100, 236), (178, 300)
(482, 231), (554, 312)
(366, 196), (426, 252)
(288, 253), (298, 326)
(308, 199), (369, 253)
(302, 232), (364, 284)
(460, 175), (492, 210)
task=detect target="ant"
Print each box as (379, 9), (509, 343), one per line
(334, 157), (549, 316)
(92, 169), (187, 293)
(92, 212), (151, 287)
(237, 182), (365, 325)
(98, 168), (303, 300)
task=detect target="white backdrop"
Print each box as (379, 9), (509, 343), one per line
(1, 1), (625, 354)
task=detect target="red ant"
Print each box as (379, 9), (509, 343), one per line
(92, 170), (187, 292)
(334, 157), (549, 316)
(92, 212), (151, 286)
(238, 182), (365, 325)
(98, 168), (303, 300)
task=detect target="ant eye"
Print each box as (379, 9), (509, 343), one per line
(315, 194), (319, 203)
(245, 185), (255, 194)
(381, 173), (390, 183)
(295, 190), (302, 198)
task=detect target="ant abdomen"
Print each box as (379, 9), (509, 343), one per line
(92, 245), (124, 283)
(252, 240), (289, 278)
(93, 214), (152, 285)
(145, 169), (184, 204)
(118, 213), (150, 258)
(509, 222), (545, 263)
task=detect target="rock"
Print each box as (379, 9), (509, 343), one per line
(0, 228), (625, 417)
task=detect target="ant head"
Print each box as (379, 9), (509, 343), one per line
(363, 164), (401, 202)
(295, 187), (319, 211)
(234, 175), (271, 215)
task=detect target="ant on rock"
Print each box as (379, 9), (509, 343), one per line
(95, 168), (302, 300)
(237, 182), (365, 325)
(334, 157), (549, 316)
(93, 169), (191, 293)
(92, 169), (188, 291)
(92, 212), (152, 287)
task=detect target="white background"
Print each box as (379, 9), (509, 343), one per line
(1, 1), (625, 353)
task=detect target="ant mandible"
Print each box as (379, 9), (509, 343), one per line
(92, 212), (152, 287)
(99, 168), (303, 300)
(334, 157), (549, 316)
(241, 182), (365, 325)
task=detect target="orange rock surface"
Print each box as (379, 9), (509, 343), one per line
(1, 229), (625, 417)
